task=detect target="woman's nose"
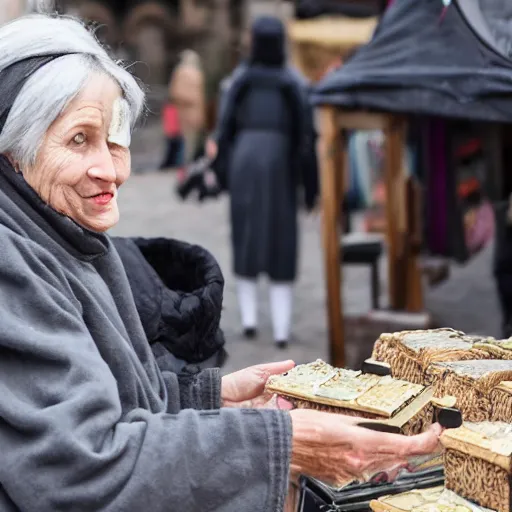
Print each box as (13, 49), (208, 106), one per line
(87, 144), (117, 182)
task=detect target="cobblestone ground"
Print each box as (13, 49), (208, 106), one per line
(111, 168), (502, 376)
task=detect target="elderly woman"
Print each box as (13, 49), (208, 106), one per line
(0, 14), (442, 512)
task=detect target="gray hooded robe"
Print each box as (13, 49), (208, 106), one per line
(215, 17), (318, 282)
(0, 52), (292, 511)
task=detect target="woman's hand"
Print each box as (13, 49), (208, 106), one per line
(221, 360), (295, 409)
(290, 409), (443, 485)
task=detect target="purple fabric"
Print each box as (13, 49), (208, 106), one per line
(428, 119), (448, 255)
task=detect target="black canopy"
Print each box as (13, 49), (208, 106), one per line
(312, 0), (512, 123)
(294, 0), (386, 19)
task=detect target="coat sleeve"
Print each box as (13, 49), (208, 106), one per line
(0, 233), (292, 512)
(211, 66), (246, 143)
(212, 77), (231, 142)
(287, 75), (319, 211)
(211, 70), (250, 190)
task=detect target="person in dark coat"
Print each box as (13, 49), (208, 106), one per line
(214, 15), (318, 348)
(112, 237), (228, 373)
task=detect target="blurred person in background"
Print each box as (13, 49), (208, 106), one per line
(214, 15), (318, 349)
(158, 97), (183, 170)
(168, 49), (206, 166)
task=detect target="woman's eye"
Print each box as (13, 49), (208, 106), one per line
(72, 133), (86, 145)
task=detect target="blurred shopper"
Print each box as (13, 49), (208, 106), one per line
(168, 50), (206, 167)
(214, 16), (318, 349)
(159, 100), (183, 170)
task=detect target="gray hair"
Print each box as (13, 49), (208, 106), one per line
(0, 14), (145, 167)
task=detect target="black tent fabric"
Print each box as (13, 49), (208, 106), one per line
(294, 0), (386, 19)
(311, 0), (512, 123)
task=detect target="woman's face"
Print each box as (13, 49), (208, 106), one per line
(23, 74), (131, 232)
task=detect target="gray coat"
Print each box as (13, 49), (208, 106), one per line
(215, 64), (317, 282)
(0, 156), (292, 511)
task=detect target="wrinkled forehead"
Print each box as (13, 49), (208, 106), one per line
(56, 74), (131, 148)
(63, 74), (123, 123)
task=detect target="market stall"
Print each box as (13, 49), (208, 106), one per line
(311, 0), (512, 367)
(287, 14), (378, 82)
(272, 328), (512, 511)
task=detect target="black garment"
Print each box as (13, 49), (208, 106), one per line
(215, 17), (317, 282)
(493, 202), (512, 337)
(112, 237), (227, 370)
(159, 136), (183, 170)
(250, 16), (286, 67)
(0, 53), (73, 131)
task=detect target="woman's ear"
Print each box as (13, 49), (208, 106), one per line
(4, 153), (20, 173)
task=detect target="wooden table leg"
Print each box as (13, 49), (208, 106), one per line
(383, 116), (407, 311)
(405, 177), (424, 312)
(384, 117), (425, 312)
(284, 481), (300, 512)
(316, 106), (345, 368)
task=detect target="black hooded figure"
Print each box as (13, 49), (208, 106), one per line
(214, 16), (318, 348)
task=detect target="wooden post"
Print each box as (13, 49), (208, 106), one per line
(405, 177), (424, 312)
(383, 116), (407, 310)
(383, 116), (424, 312)
(316, 106), (345, 368)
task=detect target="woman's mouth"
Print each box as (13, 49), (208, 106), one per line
(89, 192), (114, 205)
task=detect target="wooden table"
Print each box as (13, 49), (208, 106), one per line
(315, 108), (424, 368)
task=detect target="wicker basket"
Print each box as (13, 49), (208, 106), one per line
(371, 328), (495, 385)
(442, 423), (512, 512)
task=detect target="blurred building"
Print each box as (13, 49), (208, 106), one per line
(0, 0), (293, 123)
(0, 0), (54, 24)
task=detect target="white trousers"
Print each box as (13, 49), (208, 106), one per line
(236, 278), (293, 342)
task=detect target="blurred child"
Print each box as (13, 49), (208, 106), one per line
(159, 101), (183, 170)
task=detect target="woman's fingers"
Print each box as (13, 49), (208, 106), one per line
(258, 393), (294, 410)
(222, 360), (295, 402)
(252, 360), (296, 376)
(289, 409), (444, 485)
(226, 393), (295, 410)
(347, 422), (443, 457)
(335, 423), (443, 481)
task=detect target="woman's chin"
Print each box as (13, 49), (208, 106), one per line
(78, 211), (119, 233)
